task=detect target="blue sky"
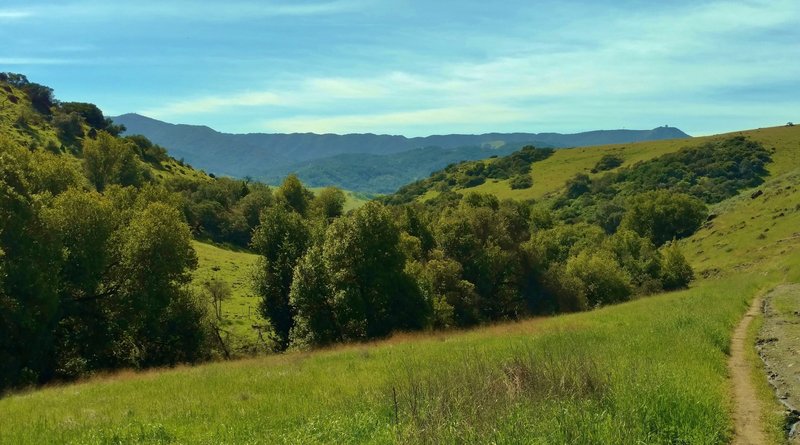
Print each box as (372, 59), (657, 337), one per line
(1, 0), (798, 136)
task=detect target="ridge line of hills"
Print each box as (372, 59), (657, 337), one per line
(111, 113), (690, 193)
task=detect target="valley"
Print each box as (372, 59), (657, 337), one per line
(1, 74), (799, 444)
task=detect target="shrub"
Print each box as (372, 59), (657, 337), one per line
(565, 251), (633, 307)
(660, 241), (694, 290)
(509, 174), (533, 189)
(592, 154), (624, 172)
(620, 191), (707, 246)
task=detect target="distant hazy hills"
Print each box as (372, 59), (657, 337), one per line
(112, 113), (690, 193)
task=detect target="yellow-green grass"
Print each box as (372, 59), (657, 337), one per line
(0, 270), (783, 444)
(191, 241), (263, 351)
(451, 125), (800, 202)
(3, 126), (800, 443)
(683, 168), (800, 278)
(0, 83), (61, 149)
(3, 200), (799, 442)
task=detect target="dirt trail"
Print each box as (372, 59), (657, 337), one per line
(730, 295), (767, 445)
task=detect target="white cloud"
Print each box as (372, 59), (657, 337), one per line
(142, 91), (286, 117)
(0, 57), (76, 65)
(0, 9), (33, 20)
(11, 0), (367, 22)
(263, 105), (531, 134)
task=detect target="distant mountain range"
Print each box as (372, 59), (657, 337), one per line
(112, 113), (690, 193)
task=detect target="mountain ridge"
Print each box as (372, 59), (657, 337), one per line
(112, 113), (690, 192)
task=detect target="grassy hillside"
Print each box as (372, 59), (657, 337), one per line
(191, 242), (264, 352)
(2, 124), (799, 443)
(413, 125), (800, 203)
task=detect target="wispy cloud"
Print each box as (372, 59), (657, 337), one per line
(8, 0), (367, 22)
(0, 57), (77, 65)
(142, 91), (286, 117)
(0, 9), (33, 20)
(264, 105), (530, 134)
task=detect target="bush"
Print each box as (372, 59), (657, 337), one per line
(592, 154), (624, 173)
(565, 251), (633, 307)
(660, 241), (694, 290)
(509, 174), (532, 189)
(565, 174), (591, 198)
(620, 191), (707, 246)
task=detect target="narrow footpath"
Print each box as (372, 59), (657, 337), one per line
(730, 295), (766, 445)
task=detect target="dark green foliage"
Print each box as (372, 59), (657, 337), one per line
(165, 177), (273, 247)
(0, 137), (208, 391)
(592, 154), (624, 172)
(509, 174), (532, 189)
(613, 137), (770, 202)
(400, 205), (436, 256)
(435, 198), (532, 320)
(0, 142), (62, 388)
(287, 202), (429, 346)
(251, 205), (310, 350)
(83, 132), (146, 192)
(484, 145), (554, 179)
(554, 137), (768, 235)
(565, 251), (633, 307)
(565, 174), (591, 199)
(22, 83), (55, 115)
(603, 229), (663, 293)
(620, 191), (707, 246)
(322, 202), (428, 339)
(660, 241), (694, 290)
(288, 245), (339, 347)
(277, 174), (314, 216)
(312, 187), (346, 221)
(52, 111), (84, 145)
(406, 250), (479, 328)
(0, 73), (54, 114)
(125, 134), (169, 164)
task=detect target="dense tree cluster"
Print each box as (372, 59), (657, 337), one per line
(0, 136), (209, 391)
(554, 137), (772, 236)
(254, 177), (695, 350)
(247, 139), (776, 351)
(165, 175), (274, 247)
(0, 75), (222, 391)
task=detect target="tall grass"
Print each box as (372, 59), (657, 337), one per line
(0, 273), (772, 444)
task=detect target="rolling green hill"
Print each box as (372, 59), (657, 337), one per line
(392, 125), (799, 205)
(2, 123), (798, 443)
(269, 143), (532, 194)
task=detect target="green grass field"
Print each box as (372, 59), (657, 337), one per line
(191, 241), (266, 353)
(2, 125), (800, 443)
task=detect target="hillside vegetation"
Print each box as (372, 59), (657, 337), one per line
(269, 143), (529, 194)
(3, 71), (800, 443)
(0, 74), (364, 387)
(2, 166), (799, 441)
